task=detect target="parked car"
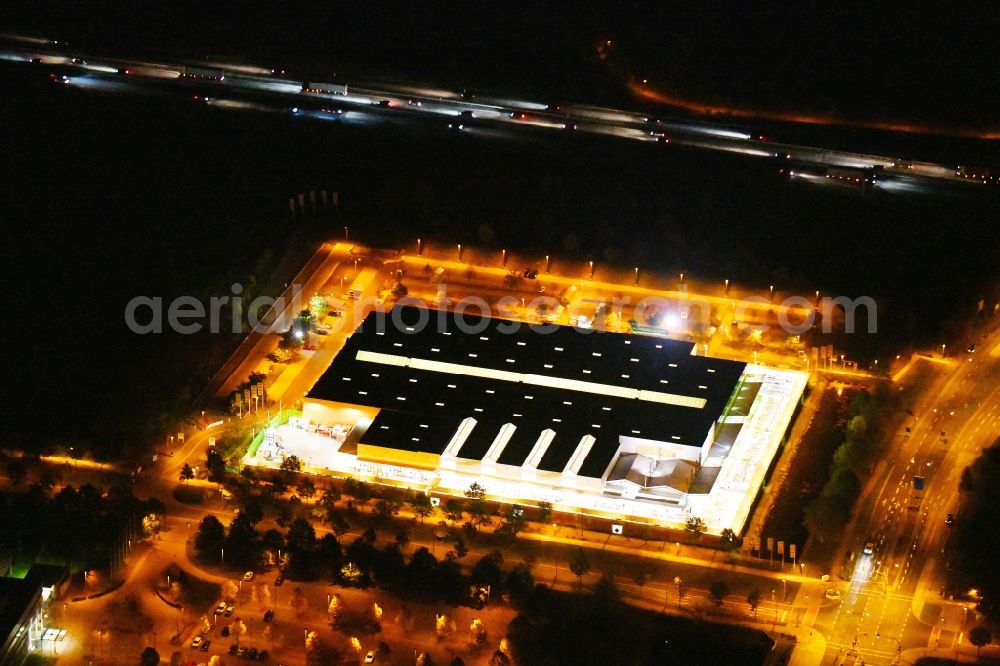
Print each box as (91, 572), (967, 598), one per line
(190, 636), (203, 649)
(263, 609), (274, 622)
(365, 650), (376, 663)
(200, 640), (212, 652)
(224, 605), (234, 616)
(243, 571), (254, 581)
(945, 513), (954, 525)
(824, 588), (841, 601)
(215, 601), (227, 614)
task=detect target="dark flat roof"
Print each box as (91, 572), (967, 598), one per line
(310, 306), (746, 478)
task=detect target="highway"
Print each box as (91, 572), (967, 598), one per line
(2, 36), (996, 198)
(807, 323), (1000, 664)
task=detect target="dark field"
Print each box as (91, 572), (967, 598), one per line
(759, 388), (853, 565)
(1, 32), (998, 456)
(508, 585), (774, 666)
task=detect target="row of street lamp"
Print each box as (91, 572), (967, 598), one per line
(415, 239), (818, 299)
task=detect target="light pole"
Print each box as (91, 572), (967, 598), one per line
(634, 267), (639, 286)
(417, 238), (422, 255)
(545, 255), (550, 273)
(343, 226), (349, 240)
(589, 260), (594, 279)
(501, 249), (506, 266)
(724, 278), (729, 295)
(769, 285), (774, 302)
(674, 576), (682, 608)
(457, 243), (462, 260)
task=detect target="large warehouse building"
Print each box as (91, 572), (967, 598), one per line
(249, 306), (807, 533)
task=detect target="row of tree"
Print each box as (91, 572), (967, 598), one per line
(194, 508), (538, 608)
(803, 388), (888, 541)
(0, 481), (163, 570)
(950, 437), (1000, 623)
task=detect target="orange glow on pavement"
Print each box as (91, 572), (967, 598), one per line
(628, 81), (999, 141)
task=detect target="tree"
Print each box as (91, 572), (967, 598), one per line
(406, 547), (439, 592)
(139, 646), (160, 666)
(960, 465), (974, 491)
(276, 506), (294, 529)
(195, 515), (226, 560)
(240, 497), (265, 524)
(286, 517), (318, 579)
(296, 478), (316, 501)
(319, 486), (341, 508)
(465, 499), (492, 529)
(410, 492), (435, 522)
(568, 548), (591, 582)
(326, 507), (350, 537)
(4, 459), (29, 486)
(280, 455), (303, 473)
(179, 463), (194, 482)
(496, 505), (526, 541)
(471, 551), (504, 590)
(261, 528), (285, 558)
(803, 494), (849, 541)
(317, 533), (343, 575)
(205, 449), (226, 482)
(327, 593), (345, 625)
(443, 499), (465, 523)
(685, 516), (707, 538)
(373, 500), (400, 526)
(490, 651), (511, 666)
(969, 625), (991, 657)
(632, 568), (649, 589)
(224, 511), (261, 569)
(592, 574), (620, 606)
(709, 581), (731, 606)
(452, 538), (469, 562)
(720, 528), (741, 552)
(536, 500), (553, 524)
(372, 543), (406, 587)
(342, 476), (360, 499)
(747, 587), (762, 618)
(465, 482), (486, 500)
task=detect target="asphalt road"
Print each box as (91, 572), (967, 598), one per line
(3, 38), (994, 198)
(810, 323), (1000, 664)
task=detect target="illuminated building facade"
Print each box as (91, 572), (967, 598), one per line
(255, 306), (806, 533)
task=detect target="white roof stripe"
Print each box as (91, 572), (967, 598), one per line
(356, 351), (706, 409)
(563, 434), (597, 476)
(483, 423), (517, 462)
(524, 428), (556, 469)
